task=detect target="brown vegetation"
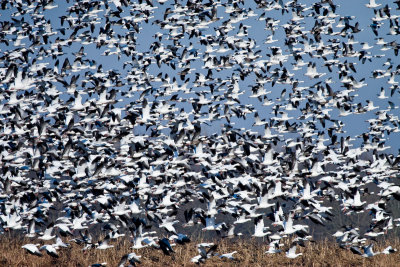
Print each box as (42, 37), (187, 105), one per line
(2, 236), (400, 267)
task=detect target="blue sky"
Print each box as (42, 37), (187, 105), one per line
(0, 0), (399, 153)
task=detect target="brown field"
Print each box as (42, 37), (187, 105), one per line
(1, 236), (400, 267)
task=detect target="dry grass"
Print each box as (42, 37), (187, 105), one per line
(2, 236), (400, 267)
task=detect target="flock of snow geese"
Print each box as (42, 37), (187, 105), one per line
(1, 0), (400, 265)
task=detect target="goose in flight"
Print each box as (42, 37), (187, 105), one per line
(118, 252), (142, 267)
(286, 244), (302, 259)
(22, 244), (43, 257)
(39, 245), (59, 258)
